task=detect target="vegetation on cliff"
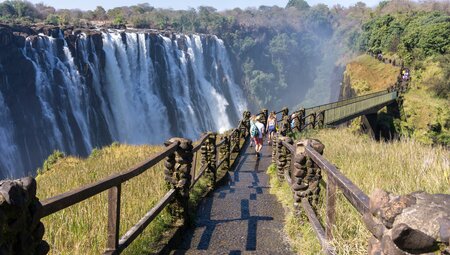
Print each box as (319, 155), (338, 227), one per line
(268, 128), (450, 254)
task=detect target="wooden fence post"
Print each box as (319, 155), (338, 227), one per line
(326, 178), (336, 240)
(164, 138), (192, 225)
(105, 184), (121, 254)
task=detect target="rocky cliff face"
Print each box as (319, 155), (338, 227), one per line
(0, 25), (247, 179)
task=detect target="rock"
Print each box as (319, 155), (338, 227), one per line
(36, 241), (50, 255)
(369, 190), (450, 254)
(0, 27), (13, 48)
(391, 223), (437, 252)
(394, 192), (450, 243)
(0, 181), (24, 207)
(20, 177), (36, 199)
(370, 188), (390, 216)
(381, 234), (408, 255)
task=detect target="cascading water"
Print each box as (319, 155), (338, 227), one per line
(0, 30), (247, 179)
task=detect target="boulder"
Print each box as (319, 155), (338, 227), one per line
(368, 190), (450, 254)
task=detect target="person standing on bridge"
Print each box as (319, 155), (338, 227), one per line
(266, 111), (277, 145)
(250, 115), (265, 158)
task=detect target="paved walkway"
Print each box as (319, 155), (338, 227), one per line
(172, 141), (292, 254)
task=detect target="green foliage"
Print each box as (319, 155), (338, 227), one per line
(38, 150), (65, 175)
(428, 54), (450, 99)
(358, 12), (450, 64)
(113, 14), (125, 26)
(45, 14), (59, 25)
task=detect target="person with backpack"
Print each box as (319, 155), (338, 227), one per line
(250, 115), (265, 158)
(266, 112), (277, 145)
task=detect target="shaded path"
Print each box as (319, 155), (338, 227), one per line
(171, 141), (292, 254)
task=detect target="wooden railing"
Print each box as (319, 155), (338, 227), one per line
(273, 136), (385, 255)
(39, 114), (251, 254)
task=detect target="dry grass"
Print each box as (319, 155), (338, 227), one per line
(36, 141), (215, 255)
(345, 55), (400, 94)
(268, 128), (449, 254)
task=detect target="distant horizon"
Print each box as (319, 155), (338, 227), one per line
(24, 0), (382, 11)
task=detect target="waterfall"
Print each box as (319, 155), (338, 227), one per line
(0, 65), (23, 178)
(0, 31), (247, 179)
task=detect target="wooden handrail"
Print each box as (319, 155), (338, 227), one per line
(305, 145), (370, 215)
(193, 133), (211, 153)
(191, 164), (208, 188)
(216, 138), (226, 147)
(281, 141), (295, 155)
(117, 189), (176, 252)
(275, 138), (376, 253)
(301, 199), (336, 255)
(41, 142), (179, 218)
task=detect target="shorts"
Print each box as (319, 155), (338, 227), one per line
(268, 126), (275, 133)
(253, 137), (263, 146)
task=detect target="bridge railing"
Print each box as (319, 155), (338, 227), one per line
(273, 136), (383, 255)
(302, 90), (390, 116)
(0, 113), (251, 255)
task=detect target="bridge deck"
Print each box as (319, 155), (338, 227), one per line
(171, 141), (292, 254)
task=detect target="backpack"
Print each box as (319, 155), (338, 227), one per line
(250, 123), (259, 138)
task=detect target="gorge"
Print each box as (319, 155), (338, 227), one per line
(0, 26), (247, 178)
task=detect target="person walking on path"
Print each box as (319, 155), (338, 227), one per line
(266, 111), (277, 145)
(250, 115), (265, 158)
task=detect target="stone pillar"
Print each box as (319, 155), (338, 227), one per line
(206, 133), (217, 190)
(241, 110), (251, 137)
(279, 115), (290, 137)
(220, 136), (231, 172)
(310, 113), (317, 129)
(317, 111), (325, 129)
(281, 107), (289, 120)
(232, 128), (240, 152)
(367, 190), (450, 255)
(0, 178), (49, 255)
(259, 108), (268, 129)
(298, 108), (306, 132)
(272, 134), (277, 164)
(164, 138), (193, 224)
(292, 139), (324, 207)
(276, 136), (289, 181)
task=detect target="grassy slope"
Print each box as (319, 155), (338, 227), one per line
(36, 144), (170, 254)
(268, 128), (449, 254)
(345, 54), (450, 145)
(36, 143), (211, 255)
(344, 54), (399, 94)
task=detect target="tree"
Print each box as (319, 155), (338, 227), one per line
(93, 6), (107, 20)
(0, 1), (17, 17)
(286, 0), (310, 11)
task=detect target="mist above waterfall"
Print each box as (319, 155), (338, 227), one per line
(0, 30), (247, 179)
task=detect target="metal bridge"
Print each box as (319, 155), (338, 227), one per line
(303, 90), (398, 126)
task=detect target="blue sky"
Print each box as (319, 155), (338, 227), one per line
(26, 0), (382, 11)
